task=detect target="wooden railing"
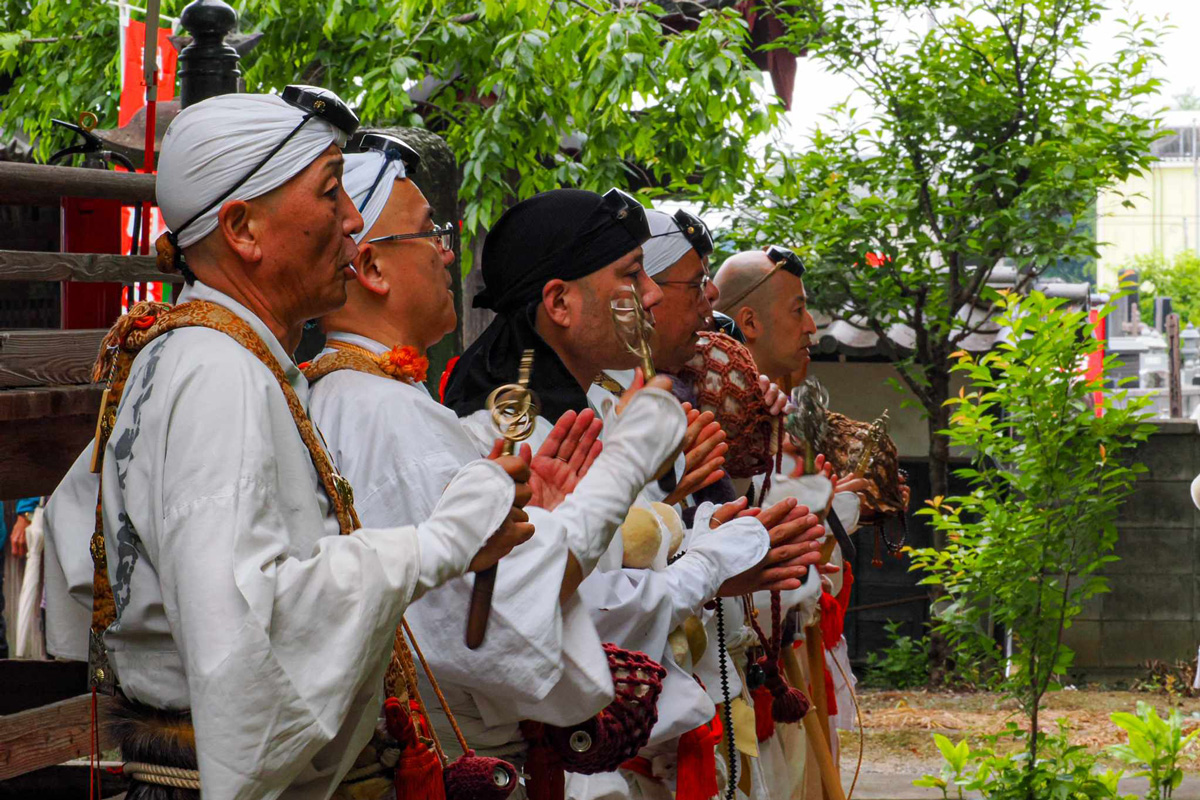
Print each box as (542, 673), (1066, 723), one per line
(0, 162), (166, 500)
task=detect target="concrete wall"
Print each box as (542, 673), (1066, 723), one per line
(807, 360), (970, 460)
(1065, 419), (1200, 681)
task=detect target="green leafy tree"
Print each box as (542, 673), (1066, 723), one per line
(1129, 251), (1200, 328)
(1, 0), (777, 272)
(908, 291), (1154, 796)
(723, 0), (1163, 506)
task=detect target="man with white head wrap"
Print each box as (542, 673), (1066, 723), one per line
(306, 139), (694, 798)
(43, 89), (535, 800)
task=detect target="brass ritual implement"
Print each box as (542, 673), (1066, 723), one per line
(610, 284), (658, 379)
(466, 350), (538, 649)
(609, 284), (678, 490)
(852, 410), (890, 477)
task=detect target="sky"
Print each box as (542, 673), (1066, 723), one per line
(777, 0), (1200, 148)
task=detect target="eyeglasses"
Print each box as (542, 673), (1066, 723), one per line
(655, 274), (712, 296)
(367, 221), (455, 251)
(599, 188), (651, 244)
(719, 244), (807, 309)
(173, 85), (360, 243)
(766, 244), (805, 278)
(351, 132), (422, 213)
(650, 209), (713, 259)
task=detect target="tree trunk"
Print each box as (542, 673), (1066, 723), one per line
(925, 366), (953, 684)
(926, 368), (952, 546)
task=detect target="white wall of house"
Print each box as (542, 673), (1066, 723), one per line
(1097, 113), (1200, 287)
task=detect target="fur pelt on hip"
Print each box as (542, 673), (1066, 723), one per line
(109, 696), (199, 800)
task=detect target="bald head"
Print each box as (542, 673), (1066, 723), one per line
(713, 250), (777, 316)
(712, 249), (816, 382)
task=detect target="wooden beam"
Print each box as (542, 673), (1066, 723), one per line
(0, 162), (155, 205)
(0, 329), (104, 389)
(0, 385), (103, 423)
(0, 251), (180, 285)
(0, 693), (117, 781)
(0, 399), (97, 497)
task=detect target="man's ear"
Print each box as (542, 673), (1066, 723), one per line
(737, 306), (761, 343)
(353, 244), (389, 297)
(541, 279), (573, 328)
(217, 200), (260, 264)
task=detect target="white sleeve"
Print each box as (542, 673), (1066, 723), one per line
(654, 515), (769, 627)
(574, 513), (766, 652)
(406, 504), (614, 730)
(43, 446), (100, 662)
(549, 387), (686, 574)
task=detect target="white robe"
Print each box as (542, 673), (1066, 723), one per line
(60, 282), (516, 800)
(308, 332), (672, 753)
(461, 370), (770, 800)
(44, 446), (99, 662)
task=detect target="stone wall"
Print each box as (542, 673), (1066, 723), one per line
(1065, 419), (1200, 681)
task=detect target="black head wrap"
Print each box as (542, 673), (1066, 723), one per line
(445, 188), (651, 420)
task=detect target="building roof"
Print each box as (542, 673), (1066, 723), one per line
(811, 269), (1095, 359)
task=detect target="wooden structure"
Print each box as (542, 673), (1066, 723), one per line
(0, 162), (172, 502)
(0, 161), (166, 795)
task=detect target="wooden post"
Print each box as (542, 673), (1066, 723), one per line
(178, 0), (241, 108)
(805, 622), (832, 749)
(801, 709), (847, 800)
(1168, 313), (1182, 418)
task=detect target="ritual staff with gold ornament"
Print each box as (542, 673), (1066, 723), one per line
(443, 192), (829, 800)
(44, 90), (533, 800)
(305, 138), (691, 797)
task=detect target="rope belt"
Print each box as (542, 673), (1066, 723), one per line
(122, 761), (202, 790)
(120, 760), (387, 792)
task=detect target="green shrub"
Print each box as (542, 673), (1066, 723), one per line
(1108, 702), (1199, 800)
(863, 620), (931, 689)
(909, 291), (1154, 793)
(917, 721), (1129, 800)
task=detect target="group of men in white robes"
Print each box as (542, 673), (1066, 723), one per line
(40, 84), (888, 800)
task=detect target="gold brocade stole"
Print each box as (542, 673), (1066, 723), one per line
(88, 300), (417, 701)
(302, 342), (394, 384)
(592, 372), (625, 396)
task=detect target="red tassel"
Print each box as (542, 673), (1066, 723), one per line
(772, 685), (809, 724)
(762, 658), (809, 724)
(752, 685), (776, 742)
(520, 722), (565, 800)
(824, 664), (839, 717)
(384, 697), (447, 800)
(675, 714), (724, 800)
(819, 591), (843, 649)
(395, 743), (447, 800)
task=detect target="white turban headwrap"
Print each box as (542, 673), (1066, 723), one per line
(157, 93), (347, 249)
(342, 150), (410, 244)
(642, 209), (696, 278)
